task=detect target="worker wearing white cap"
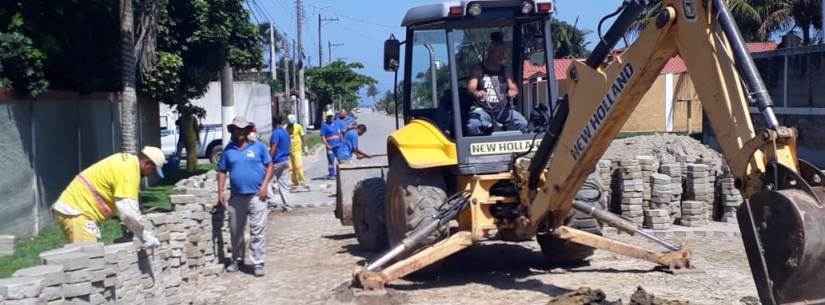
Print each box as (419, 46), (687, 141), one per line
(52, 146), (166, 248)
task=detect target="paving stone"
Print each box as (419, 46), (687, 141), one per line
(0, 277), (43, 300)
(644, 209), (668, 217)
(62, 282), (92, 298)
(13, 265), (65, 287)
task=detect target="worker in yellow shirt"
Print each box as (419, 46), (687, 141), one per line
(52, 146), (167, 247)
(286, 114), (309, 191)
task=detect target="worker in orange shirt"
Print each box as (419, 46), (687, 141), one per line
(51, 146), (167, 248)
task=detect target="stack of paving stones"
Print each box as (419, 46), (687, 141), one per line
(0, 172), (235, 305)
(0, 275), (45, 305)
(0, 235), (14, 256)
(685, 163), (714, 221)
(597, 160), (613, 209)
(11, 265), (64, 304)
(717, 172), (743, 223)
(38, 243), (105, 304)
(637, 156), (659, 209)
(658, 159), (684, 222)
(618, 159), (644, 225)
(680, 200), (709, 227)
(644, 209), (671, 230)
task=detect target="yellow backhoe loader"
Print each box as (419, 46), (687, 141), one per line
(333, 1), (825, 304)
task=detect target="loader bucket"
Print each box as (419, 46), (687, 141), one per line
(739, 188), (825, 305)
(334, 156), (389, 225)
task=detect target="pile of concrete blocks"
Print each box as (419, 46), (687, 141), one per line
(680, 200), (709, 227)
(637, 156), (659, 209)
(685, 164), (713, 221)
(0, 274), (47, 305)
(618, 159), (644, 225)
(658, 159), (684, 221)
(9, 265), (64, 304)
(0, 235), (14, 256)
(0, 171), (240, 305)
(37, 243), (107, 304)
(644, 209), (671, 230)
(597, 160), (613, 209)
(104, 242), (144, 305)
(717, 174), (743, 223)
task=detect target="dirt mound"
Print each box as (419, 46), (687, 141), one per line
(546, 287), (689, 305)
(604, 134), (725, 173)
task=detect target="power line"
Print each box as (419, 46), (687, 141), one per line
(306, 3), (396, 30)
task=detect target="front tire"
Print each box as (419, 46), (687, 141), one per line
(208, 144), (223, 165)
(537, 173), (605, 264)
(352, 178), (388, 251)
(385, 155), (448, 249)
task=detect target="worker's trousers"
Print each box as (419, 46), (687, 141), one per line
(269, 161), (290, 207)
(326, 146), (340, 177)
(228, 194), (268, 266)
(289, 151), (306, 186)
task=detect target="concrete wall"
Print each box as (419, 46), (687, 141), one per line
(159, 81), (273, 136)
(0, 92), (159, 238)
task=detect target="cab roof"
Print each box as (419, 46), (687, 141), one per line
(401, 0), (553, 27)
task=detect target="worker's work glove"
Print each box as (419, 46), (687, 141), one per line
(141, 230), (161, 249)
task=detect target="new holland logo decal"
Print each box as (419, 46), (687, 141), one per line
(570, 63), (635, 161)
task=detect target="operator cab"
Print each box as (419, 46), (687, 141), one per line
(385, 0), (558, 174)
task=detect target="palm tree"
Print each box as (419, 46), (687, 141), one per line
(119, 0), (138, 154)
(759, 0), (823, 45)
(629, 0), (763, 41)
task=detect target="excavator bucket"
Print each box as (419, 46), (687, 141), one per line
(738, 163), (825, 305)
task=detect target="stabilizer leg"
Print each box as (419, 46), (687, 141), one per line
(355, 231), (473, 290)
(554, 226), (692, 272)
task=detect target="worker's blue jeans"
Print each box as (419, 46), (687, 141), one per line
(466, 107), (528, 136)
(326, 146), (340, 177)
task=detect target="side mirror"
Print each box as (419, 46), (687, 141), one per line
(384, 34), (401, 72)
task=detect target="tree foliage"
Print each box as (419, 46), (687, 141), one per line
(551, 18), (591, 58)
(0, 24), (48, 96)
(305, 60), (376, 124)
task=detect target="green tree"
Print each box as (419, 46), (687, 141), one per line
(305, 60), (376, 126)
(631, 0), (763, 41)
(366, 83), (379, 106)
(759, 0), (823, 45)
(551, 18), (591, 58)
(0, 16), (48, 97)
(141, 0), (263, 170)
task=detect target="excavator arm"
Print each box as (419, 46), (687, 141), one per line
(524, 1), (825, 304)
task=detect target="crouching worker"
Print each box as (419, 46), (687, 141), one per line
(52, 146), (167, 248)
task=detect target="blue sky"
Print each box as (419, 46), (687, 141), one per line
(253, 0), (624, 100)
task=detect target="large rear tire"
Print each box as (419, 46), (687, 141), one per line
(385, 155), (448, 249)
(537, 173), (605, 264)
(352, 178), (388, 251)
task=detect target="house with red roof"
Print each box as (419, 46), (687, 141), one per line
(522, 42), (778, 134)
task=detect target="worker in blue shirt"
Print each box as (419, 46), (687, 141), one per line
(320, 111), (343, 180)
(269, 115), (291, 208)
(217, 116), (272, 277)
(338, 124), (370, 162)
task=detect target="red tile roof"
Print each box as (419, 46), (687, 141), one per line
(525, 42), (778, 80)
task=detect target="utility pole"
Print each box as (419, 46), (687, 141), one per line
(328, 41), (344, 63)
(318, 14), (339, 67)
(292, 39), (298, 90)
(296, 0), (309, 127)
(283, 39), (291, 95)
(220, 63), (234, 144)
(269, 23), (277, 82)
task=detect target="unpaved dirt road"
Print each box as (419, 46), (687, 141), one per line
(207, 110), (759, 305)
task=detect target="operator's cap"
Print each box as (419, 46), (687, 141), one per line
(228, 116), (252, 130)
(141, 146), (167, 178)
